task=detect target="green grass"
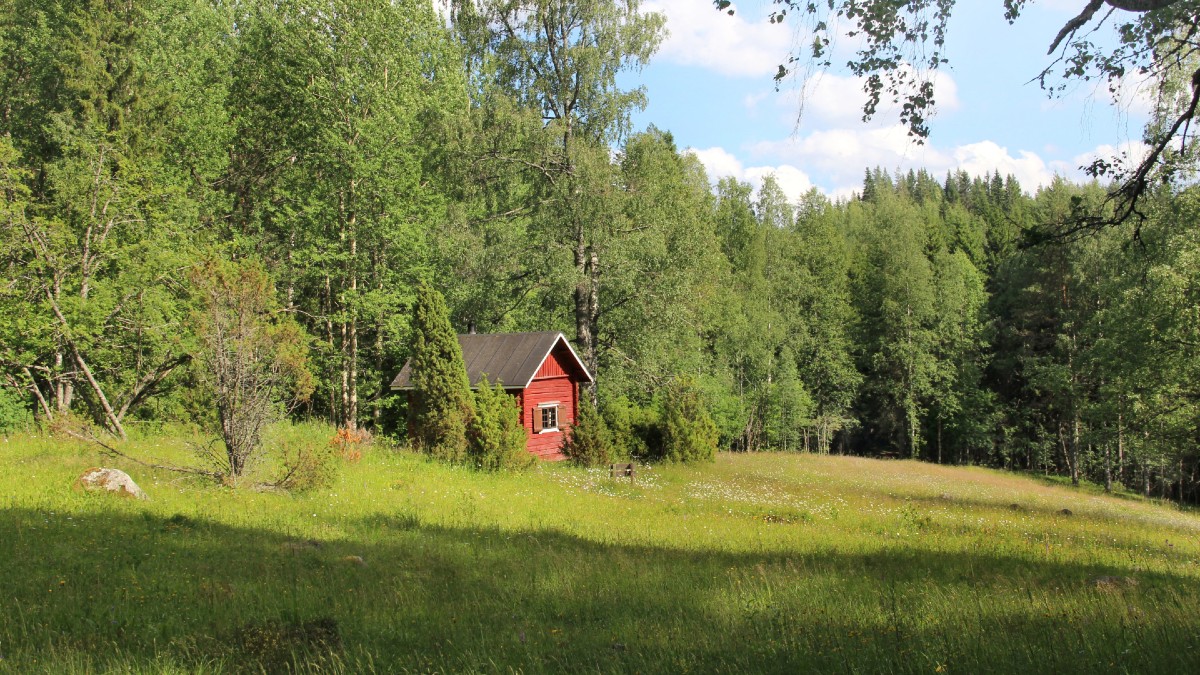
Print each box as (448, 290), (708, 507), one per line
(3, 427), (1200, 673)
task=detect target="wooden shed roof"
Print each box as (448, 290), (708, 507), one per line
(390, 331), (593, 391)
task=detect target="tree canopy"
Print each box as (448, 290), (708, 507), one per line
(5, 0), (1200, 500)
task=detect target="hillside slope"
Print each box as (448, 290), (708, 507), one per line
(2, 433), (1199, 673)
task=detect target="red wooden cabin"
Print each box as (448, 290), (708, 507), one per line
(390, 331), (594, 460)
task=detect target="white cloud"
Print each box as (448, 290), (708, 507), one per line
(688, 146), (744, 180)
(744, 165), (815, 203)
(750, 124), (948, 192)
(779, 67), (961, 126)
(701, 124), (1095, 199)
(1070, 140), (1151, 176)
(645, 0), (792, 78)
(685, 147), (816, 204)
(951, 141), (1055, 191)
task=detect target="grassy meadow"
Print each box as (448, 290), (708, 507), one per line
(2, 427), (1200, 673)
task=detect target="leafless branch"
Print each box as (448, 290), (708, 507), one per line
(61, 424), (219, 479)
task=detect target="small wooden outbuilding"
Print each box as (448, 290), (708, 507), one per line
(390, 331), (593, 460)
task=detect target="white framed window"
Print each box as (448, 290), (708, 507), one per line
(534, 402), (559, 433)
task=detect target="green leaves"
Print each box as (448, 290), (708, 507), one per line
(468, 375), (531, 471)
(660, 376), (719, 463)
(189, 258), (315, 480)
(562, 395), (614, 466)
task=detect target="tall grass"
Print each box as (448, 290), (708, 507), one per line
(2, 427), (1198, 673)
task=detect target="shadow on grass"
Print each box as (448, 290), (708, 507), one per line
(2, 506), (1198, 673)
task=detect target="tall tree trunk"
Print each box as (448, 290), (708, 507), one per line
(372, 250), (384, 429)
(937, 415), (943, 464)
(348, 242), (358, 432)
(340, 322), (350, 427)
(1104, 439), (1113, 493)
(339, 191), (349, 429)
(54, 349), (69, 412)
(1070, 412), (1081, 487)
(286, 228), (296, 310)
(325, 274), (337, 419)
(53, 275), (73, 412)
(1179, 459), (1184, 502)
(1058, 422), (1071, 479)
(46, 289), (125, 439)
(573, 234), (599, 403)
(1117, 408), (1125, 486)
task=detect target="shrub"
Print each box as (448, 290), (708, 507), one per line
(0, 387), (31, 435)
(562, 396), (614, 467)
(330, 427), (369, 463)
(408, 283), (473, 462)
(190, 258), (315, 482)
(660, 376), (719, 463)
(270, 422), (341, 492)
(602, 395), (660, 460)
(467, 376), (531, 471)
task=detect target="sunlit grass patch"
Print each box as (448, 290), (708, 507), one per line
(2, 428), (1199, 672)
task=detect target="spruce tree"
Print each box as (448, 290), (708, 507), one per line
(468, 375), (531, 471)
(562, 396), (615, 467)
(408, 283), (473, 462)
(661, 376), (719, 463)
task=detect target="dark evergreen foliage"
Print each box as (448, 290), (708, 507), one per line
(467, 375), (531, 471)
(562, 395), (615, 467)
(408, 283), (473, 462)
(602, 397), (662, 460)
(659, 376), (719, 464)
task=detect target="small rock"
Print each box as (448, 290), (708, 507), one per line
(1059, 508), (1073, 516)
(281, 539), (321, 552)
(341, 555), (367, 567)
(75, 467), (147, 500)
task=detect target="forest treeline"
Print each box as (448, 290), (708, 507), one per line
(2, 0), (1199, 501)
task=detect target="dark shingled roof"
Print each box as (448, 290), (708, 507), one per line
(390, 331), (592, 390)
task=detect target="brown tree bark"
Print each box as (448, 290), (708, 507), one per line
(573, 233), (600, 403)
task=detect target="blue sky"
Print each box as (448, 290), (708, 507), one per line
(621, 0), (1153, 201)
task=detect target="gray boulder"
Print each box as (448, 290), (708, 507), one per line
(76, 467), (148, 500)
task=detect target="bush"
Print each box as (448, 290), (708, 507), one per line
(408, 283), (473, 462)
(602, 396), (661, 460)
(562, 396), (613, 467)
(660, 376), (719, 463)
(190, 258), (315, 482)
(467, 376), (532, 471)
(330, 427), (370, 463)
(270, 422), (341, 492)
(0, 387), (31, 435)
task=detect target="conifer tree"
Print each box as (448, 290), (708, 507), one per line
(661, 376), (719, 463)
(562, 395), (615, 467)
(468, 375), (530, 471)
(408, 283), (473, 462)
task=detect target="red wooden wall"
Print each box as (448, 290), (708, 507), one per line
(518, 344), (580, 460)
